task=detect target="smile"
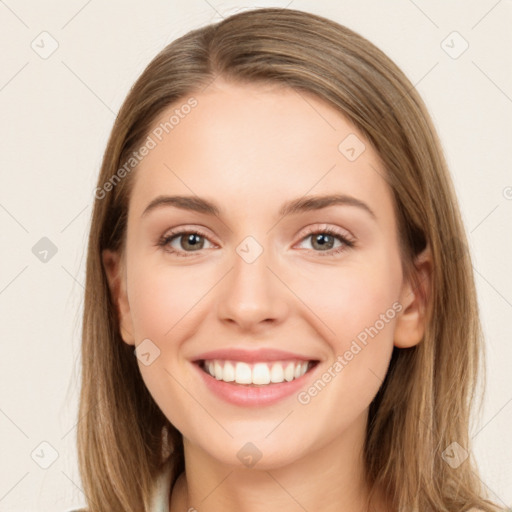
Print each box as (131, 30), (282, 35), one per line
(199, 359), (318, 386)
(192, 357), (320, 407)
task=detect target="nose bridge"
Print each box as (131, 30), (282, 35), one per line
(217, 234), (287, 328)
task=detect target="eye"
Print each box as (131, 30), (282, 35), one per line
(157, 228), (215, 257)
(157, 225), (355, 258)
(296, 225), (355, 256)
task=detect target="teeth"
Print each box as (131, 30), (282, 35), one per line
(235, 362), (252, 384)
(214, 360), (223, 380)
(252, 363), (271, 385)
(270, 362), (284, 383)
(223, 361), (235, 382)
(284, 362), (295, 382)
(203, 359), (312, 385)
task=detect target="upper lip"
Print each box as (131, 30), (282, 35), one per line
(192, 348), (319, 363)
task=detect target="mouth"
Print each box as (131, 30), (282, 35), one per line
(195, 359), (320, 387)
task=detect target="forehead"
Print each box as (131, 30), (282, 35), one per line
(128, 79), (393, 224)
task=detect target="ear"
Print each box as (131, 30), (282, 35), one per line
(102, 249), (135, 346)
(394, 245), (433, 348)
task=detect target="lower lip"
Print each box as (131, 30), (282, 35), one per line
(193, 362), (319, 407)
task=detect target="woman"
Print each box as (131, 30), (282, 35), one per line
(73, 7), (505, 512)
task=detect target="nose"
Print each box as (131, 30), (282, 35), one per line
(216, 239), (289, 333)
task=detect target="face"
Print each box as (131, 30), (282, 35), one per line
(104, 78), (428, 470)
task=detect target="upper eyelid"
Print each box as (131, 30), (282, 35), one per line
(163, 226), (218, 244)
(298, 224), (354, 239)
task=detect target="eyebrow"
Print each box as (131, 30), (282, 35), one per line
(141, 193), (376, 220)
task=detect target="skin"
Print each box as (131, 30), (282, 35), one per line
(103, 78), (431, 512)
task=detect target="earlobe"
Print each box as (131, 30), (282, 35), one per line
(102, 249), (136, 346)
(394, 245), (433, 349)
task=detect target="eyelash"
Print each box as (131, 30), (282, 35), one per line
(157, 226), (355, 258)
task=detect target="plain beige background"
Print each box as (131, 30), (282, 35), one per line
(0, 1), (511, 511)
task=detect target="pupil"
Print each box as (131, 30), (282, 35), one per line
(314, 234), (333, 250)
(184, 233), (202, 250)
(188, 234), (199, 244)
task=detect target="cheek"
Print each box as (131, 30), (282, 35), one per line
(127, 258), (206, 340)
(125, 261), (206, 432)
(297, 258), (401, 399)
(128, 272), (173, 339)
(302, 260), (401, 345)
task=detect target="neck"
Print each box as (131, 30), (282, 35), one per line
(169, 409), (388, 512)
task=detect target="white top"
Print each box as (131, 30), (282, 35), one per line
(149, 461), (174, 512)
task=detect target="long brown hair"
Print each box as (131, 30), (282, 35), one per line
(77, 8), (505, 511)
